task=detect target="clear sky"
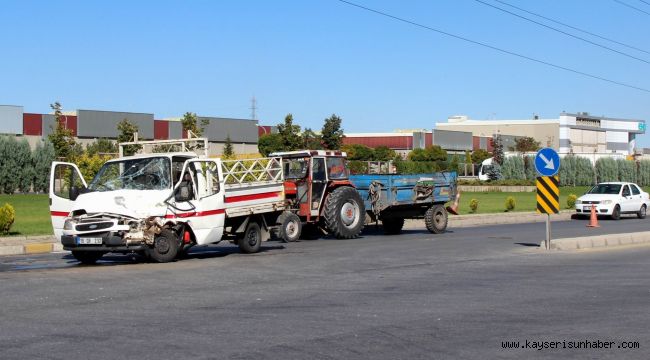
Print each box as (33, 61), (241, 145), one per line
(1, 0), (649, 146)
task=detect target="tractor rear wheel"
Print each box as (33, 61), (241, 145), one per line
(323, 186), (365, 239)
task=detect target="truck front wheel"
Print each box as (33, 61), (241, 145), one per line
(277, 211), (302, 243)
(147, 229), (180, 263)
(425, 205), (448, 234)
(323, 186), (365, 239)
(72, 251), (104, 265)
(239, 221), (262, 253)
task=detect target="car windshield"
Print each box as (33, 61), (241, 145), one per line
(88, 157), (172, 191)
(588, 184), (622, 195)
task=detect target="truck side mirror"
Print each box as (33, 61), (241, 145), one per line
(175, 183), (192, 202)
(69, 186), (82, 201)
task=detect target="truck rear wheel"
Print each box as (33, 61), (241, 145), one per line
(425, 205), (448, 234)
(147, 229), (180, 263)
(324, 186), (365, 239)
(72, 251), (104, 265)
(382, 218), (405, 235)
(239, 221), (262, 253)
(277, 211), (302, 243)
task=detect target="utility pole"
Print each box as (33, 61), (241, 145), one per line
(250, 96), (257, 121)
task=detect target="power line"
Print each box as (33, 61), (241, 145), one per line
(474, 0), (650, 65)
(639, 0), (650, 6)
(614, 0), (650, 15)
(334, 0), (650, 93)
(492, 0), (650, 55)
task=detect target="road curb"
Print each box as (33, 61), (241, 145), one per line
(540, 231), (650, 250)
(0, 235), (60, 256)
(403, 210), (574, 230)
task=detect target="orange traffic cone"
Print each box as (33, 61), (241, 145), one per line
(446, 190), (461, 215)
(586, 204), (600, 228)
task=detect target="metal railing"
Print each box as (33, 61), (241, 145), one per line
(221, 157), (283, 185)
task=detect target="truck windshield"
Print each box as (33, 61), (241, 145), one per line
(88, 157), (172, 191)
(283, 158), (308, 179)
(588, 184), (622, 195)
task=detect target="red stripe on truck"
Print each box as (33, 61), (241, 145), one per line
(51, 211), (69, 217)
(164, 209), (225, 219)
(225, 191), (282, 203)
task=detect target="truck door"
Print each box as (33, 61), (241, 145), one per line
(310, 157), (327, 216)
(49, 162), (87, 240)
(168, 159), (225, 245)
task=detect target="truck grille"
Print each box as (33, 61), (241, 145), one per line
(582, 201), (601, 204)
(76, 222), (114, 232)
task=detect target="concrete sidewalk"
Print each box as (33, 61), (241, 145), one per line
(0, 210), (575, 257)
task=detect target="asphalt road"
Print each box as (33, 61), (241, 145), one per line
(1, 217), (649, 359)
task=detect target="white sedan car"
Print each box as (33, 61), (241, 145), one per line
(575, 182), (649, 220)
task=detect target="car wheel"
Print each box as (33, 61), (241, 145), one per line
(638, 205), (647, 219)
(611, 205), (621, 220)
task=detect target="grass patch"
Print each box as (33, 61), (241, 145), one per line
(461, 186), (593, 215)
(0, 194), (52, 236)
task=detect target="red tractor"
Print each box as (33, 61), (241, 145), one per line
(270, 150), (365, 241)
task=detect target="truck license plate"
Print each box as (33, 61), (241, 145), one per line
(77, 237), (103, 245)
(583, 206), (592, 211)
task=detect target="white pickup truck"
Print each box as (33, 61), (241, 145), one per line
(49, 152), (287, 263)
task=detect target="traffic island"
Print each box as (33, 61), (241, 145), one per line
(540, 231), (650, 250)
(0, 235), (60, 256)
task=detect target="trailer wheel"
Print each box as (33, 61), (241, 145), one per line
(239, 221), (262, 253)
(72, 251), (104, 265)
(324, 186), (365, 239)
(277, 211), (302, 243)
(147, 229), (180, 263)
(425, 205), (448, 234)
(382, 218), (405, 235)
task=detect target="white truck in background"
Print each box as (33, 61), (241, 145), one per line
(49, 136), (288, 264)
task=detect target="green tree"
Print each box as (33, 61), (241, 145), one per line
(373, 146), (396, 161)
(321, 114), (344, 150)
(86, 138), (117, 156)
(342, 144), (375, 161)
(408, 148), (430, 162)
(180, 112), (209, 137)
(0, 137), (21, 193)
(277, 114), (303, 151)
(449, 154), (460, 173)
(492, 135), (504, 165)
(117, 118), (142, 156)
(17, 138), (34, 193)
(32, 141), (56, 193)
(258, 133), (284, 157)
(47, 102), (77, 161)
(302, 128), (323, 149)
(514, 136), (541, 153)
(471, 149), (491, 165)
(223, 135), (235, 159)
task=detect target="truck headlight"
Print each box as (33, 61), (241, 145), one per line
(575, 200), (582, 205)
(64, 219), (75, 230)
(601, 200), (613, 205)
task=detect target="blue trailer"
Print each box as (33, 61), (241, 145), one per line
(350, 172), (458, 234)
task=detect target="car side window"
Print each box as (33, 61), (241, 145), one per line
(631, 185), (641, 195)
(622, 185), (631, 197)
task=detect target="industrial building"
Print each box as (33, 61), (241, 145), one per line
(0, 104), (262, 155)
(344, 112), (646, 161)
(437, 113), (645, 157)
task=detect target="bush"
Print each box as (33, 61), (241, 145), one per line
(501, 156), (525, 180)
(348, 160), (369, 174)
(469, 198), (479, 213)
(394, 160), (439, 174)
(567, 194), (577, 209)
(524, 155), (537, 181)
(638, 160), (650, 187)
(32, 141), (56, 193)
(505, 196), (516, 212)
(575, 157), (595, 186)
(0, 203), (15, 235)
(617, 159), (636, 183)
(595, 157), (618, 182)
(0, 136), (21, 194)
(558, 156), (576, 186)
(17, 138), (33, 193)
(487, 163), (502, 181)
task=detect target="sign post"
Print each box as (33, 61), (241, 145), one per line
(535, 148), (561, 250)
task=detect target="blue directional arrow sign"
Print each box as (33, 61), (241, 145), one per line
(535, 148), (560, 177)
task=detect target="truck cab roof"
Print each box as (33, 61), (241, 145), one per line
(270, 150), (347, 158)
